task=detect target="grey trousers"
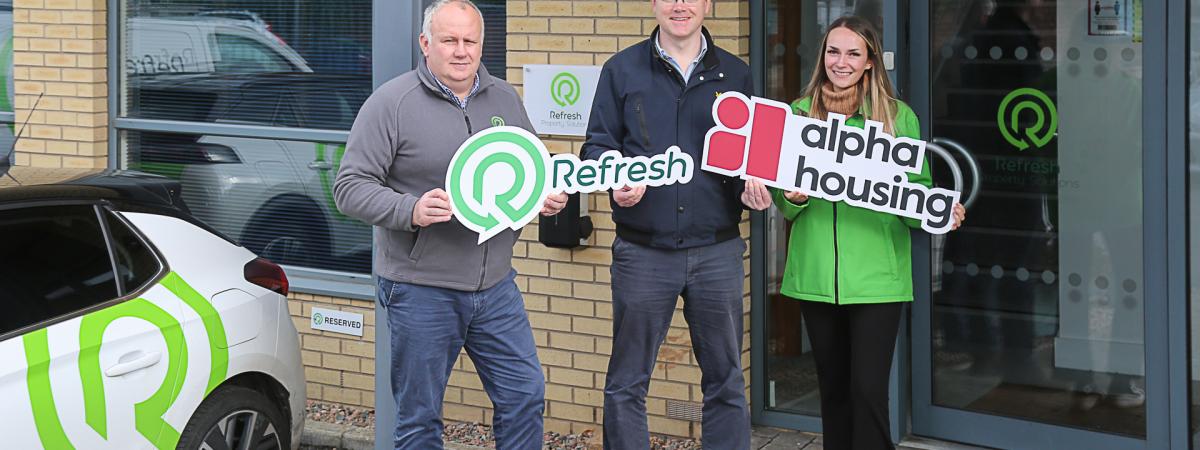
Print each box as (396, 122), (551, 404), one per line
(603, 237), (750, 450)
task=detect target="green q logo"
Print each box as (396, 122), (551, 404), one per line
(998, 88), (1057, 151)
(551, 72), (581, 107)
(312, 313), (324, 327)
(446, 126), (550, 243)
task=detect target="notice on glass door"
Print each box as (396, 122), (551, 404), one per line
(1087, 0), (1130, 36)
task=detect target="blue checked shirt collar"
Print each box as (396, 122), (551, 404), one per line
(426, 64), (480, 110)
(655, 33), (708, 82)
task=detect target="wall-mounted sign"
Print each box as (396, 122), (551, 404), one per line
(310, 307), (364, 337)
(446, 127), (694, 243)
(702, 92), (961, 234)
(523, 64), (602, 136)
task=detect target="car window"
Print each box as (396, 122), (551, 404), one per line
(0, 205), (117, 335)
(212, 33), (292, 73)
(295, 86), (368, 130)
(104, 209), (162, 295)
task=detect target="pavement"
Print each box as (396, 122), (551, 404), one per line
(300, 421), (991, 450)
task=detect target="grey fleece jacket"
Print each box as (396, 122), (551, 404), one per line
(334, 59), (534, 291)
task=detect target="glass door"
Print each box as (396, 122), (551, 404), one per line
(908, 1), (1161, 448)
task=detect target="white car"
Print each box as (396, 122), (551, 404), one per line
(0, 168), (305, 449)
(124, 15), (311, 75)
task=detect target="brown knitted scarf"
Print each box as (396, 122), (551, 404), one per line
(820, 83), (861, 117)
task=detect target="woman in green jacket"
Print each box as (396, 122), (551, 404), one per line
(772, 16), (965, 450)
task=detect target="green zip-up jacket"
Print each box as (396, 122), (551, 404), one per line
(770, 97), (931, 304)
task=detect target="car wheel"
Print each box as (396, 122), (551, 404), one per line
(176, 385), (290, 450)
(242, 195), (330, 267)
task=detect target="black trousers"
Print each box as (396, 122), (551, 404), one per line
(798, 300), (904, 450)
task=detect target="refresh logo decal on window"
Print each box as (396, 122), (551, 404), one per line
(998, 87), (1058, 151)
(446, 126), (694, 243)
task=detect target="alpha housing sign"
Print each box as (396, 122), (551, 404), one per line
(523, 64), (601, 136)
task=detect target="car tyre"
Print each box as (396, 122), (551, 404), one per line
(176, 385), (290, 450)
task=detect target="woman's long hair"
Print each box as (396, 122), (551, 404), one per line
(800, 16), (898, 133)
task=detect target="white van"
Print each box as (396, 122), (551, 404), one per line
(125, 15), (311, 75)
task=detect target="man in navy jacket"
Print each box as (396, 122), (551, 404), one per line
(581, 1), (771, 448)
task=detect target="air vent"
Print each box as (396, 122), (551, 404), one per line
(665, 399), (703, 422)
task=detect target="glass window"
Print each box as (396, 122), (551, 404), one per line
(104, 209), (163, 295)
(0, 205), (118, 334)
(927, 0), (1145, 437)
(123, 130), (372, 274)
(477, 0), (506, 79)
(761, 0), (883, 417)
(120, 0), (372, 126)
(1189, 0), (1200, 444)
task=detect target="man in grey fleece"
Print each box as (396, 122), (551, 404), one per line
(333, 1), (565, 448)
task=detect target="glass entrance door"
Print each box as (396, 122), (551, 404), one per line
(909, 1), (1153, 448)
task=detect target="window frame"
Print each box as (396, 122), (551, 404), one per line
(0, 201), (168, 342)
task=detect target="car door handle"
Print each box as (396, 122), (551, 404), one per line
(308, 161), (333, 171)
(104, 351), (162, 377)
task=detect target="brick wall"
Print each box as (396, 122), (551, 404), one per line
(289, 292), (378, 409)
(13, 0), (107, 169)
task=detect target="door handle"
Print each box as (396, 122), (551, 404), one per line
(308, 161), (333, 171)
(104, 351), (162, 377)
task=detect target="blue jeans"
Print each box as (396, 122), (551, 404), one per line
(603, 237), (751, 450)
(378, 271), (544, 450)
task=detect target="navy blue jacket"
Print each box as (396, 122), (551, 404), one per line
(581, 27), (754, 249)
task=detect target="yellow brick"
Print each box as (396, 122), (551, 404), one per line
(444, 386), (462, 403)
(529, 35), (572, 52)
(14, 0), (44, 7)
(77, 0), (105, 8)
(573, 387), (604, 407)
(448, 370), (485, 390)
(715, 2), (744, 18)
(545, 383), (572, 402)
(617, 1), (650, 18)
(61, 126), (104, 142)
(667, 365), (702, 384)
(45, 0), (75, 9)
(524, 293), (550, 311)
(29, 153), (61, 167)
(342, 340), (373, 358)
(323, 387), (362, 405)
(573, 35), (619, 52)
(548, 366), (593, 388)
(462, 389), (494, 407)
(507, 34), (529, 51)
(62, 155), (102, 169)
(301, 350), (321, 366)
(45, 111), (77, 127)
(30, 125), (61, 140)
(551, 18), (594, 34)
(28, 67), (60, 81)
(12, 38), (28, 52)
(44, 53), (76, 67)
(572, 317), (612, 337)
(572, 282), (611, 301)
(595, 18), (640, 35)
(550, 297), (593, 316)
(575, 2), (617, 17)
(14, 53), (44, 66)
(305, 367), (340, 385)
(43, 82), (76, 96)
(549, 401), (594, 422)
(573, 353), (608, 372)
(14, 24), (44, 38)
(705, 19), (742, 37)
(528, 244), (572, 260)
(529, 1), (571, 16)
(443, 404), (484, 423)
(596, 335), (612, 355)
(549, 331), (593, 352)
(529, 277), (572, 296)
(596, 267), (611, 283)
(510, 17), (549, 33)
(509, 51), (548, 66)
(45, 25), (76, 39)
(63, 11), (101, 25)
(513, 258), (549, 277)
(648, 416), (691, 437)
(507, 0), (528, 16)
(29, 10), (61, 24)
(322, 354), (360, 371)
(528, 311), (572, 332)
(550, 262), (593, 281)
(46, 139), (78, 156)
(647, 397), (666, 415)
(16, 138), (45, 153)
(61, 97), (102, 112)
(75, 24), (103, 39)
(63, 39), (104, 53)
(28, 38), (60, 52)
(306, 384), (322, 402)
(302, 334), (340, 353)
(648, 380), (691, 401)
(549, 52), (593, 65)
(571, 248), (609, 266)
